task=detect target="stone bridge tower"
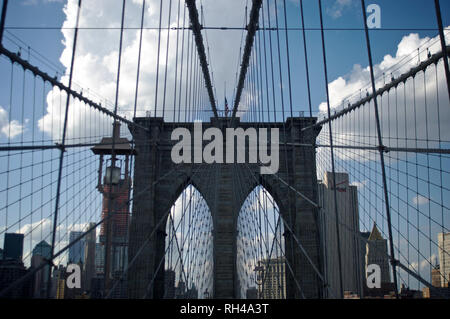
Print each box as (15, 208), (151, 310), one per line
(127, 117), (323, 299)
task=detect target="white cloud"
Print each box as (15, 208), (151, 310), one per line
(39, 0), (247, 142)
(16, 217), (92, 267)
(0, 106), (26, 139)
(412, 195), (430, 206)
(351, 180), (367, 189)
(409, 254), (437, 272)
(316, 30), (450, 175)
(318, 32), (450, 115)
(326, 0), (354, 19)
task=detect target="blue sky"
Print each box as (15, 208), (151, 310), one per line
(1, 0), (448, 117)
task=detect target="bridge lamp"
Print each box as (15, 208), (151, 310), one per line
(104, 163), (121, 185)
(204, 288), (210, 299)
(254, 261), (265, 299)
(91, 122), (137, 192)
(90, 121), (136, 291)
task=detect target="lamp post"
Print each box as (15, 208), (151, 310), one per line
(91, 122), (136, 297)
(254, 261), (265, 299)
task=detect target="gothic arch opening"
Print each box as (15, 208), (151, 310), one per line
(163, 184), (213, 299)
(236, 185), (287, 299)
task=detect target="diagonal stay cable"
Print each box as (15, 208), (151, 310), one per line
(242, 163), (328, 288)
(236, 164), (317, 299)
(0, 156), (191, 298)
(0, 45), (148, 132)
(105, 163), (209, 298)
(142, 167), (214, 298)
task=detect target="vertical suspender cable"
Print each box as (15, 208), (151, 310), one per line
(282, 0), (294, 119)
(154, 0), (164, 117)
(133, 0), (146, 119)
(299, 0), (313, 117)
(103, 0), (127, 297)
(0, 0), (8, 45)
(173, 0), (182, 122)
(317, 0), (344, 299)
(123, 0), (147, 298)
(162, 0), (173, 118)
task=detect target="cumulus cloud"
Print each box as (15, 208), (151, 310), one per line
(326, 0), (354, 19)
(38, 0), (247, 142)
(351, 180), (367, 189)
(412, 195), (430, 206)
(15, 217), (91, 267)
(316, 30), (450, 178)
(318, 32), (450, 116)
(409, 254), (437, 272)
(0, 106), (26, 139)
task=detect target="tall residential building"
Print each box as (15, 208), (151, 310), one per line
(246, 287), (258, 299)
(359, 231), (371, 294)
(259, 257), (286, 299)
(95, 243), (105, 275)
(55, 279), (65, 299)
(187, 283), (198, 299)
(0, 259), (32, 298)
(318, 172), (364, 298)
(438, 232), (450, 287)
(164, 269), (176, 299)
(366, 223), (391, 284)
(3, 233), (24, 261)
(69, 231), (85, 264)
(51, 265), (66, 299)
(84, 223), (96, 291)
(31, 240), (51, 298)
(176, 281), (187, 299)
(431, 265), (441, 287)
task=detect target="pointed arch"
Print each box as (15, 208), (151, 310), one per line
(236, 185), (287, 299)
(163, 184), (213, 299)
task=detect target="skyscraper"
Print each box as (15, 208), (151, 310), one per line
(69, 231), (85, 264)
(259, 257), (286, 299)
(31, 240), (51, 298)
(359, 231), (371, 297)
(83, 223), (96, 291)
(246, 287), (258, 299)
(438, 232), (450, 287)
(431, 265), (441, 287)
(318, 172), (364, 298)
(33, 240), (51, 258)
(3, 233), (24, 261)
(0, 259), (32, 298)
(365, 224), (391, 284)
(95, 243), (105, 276)
(164, 269), (176, 299)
